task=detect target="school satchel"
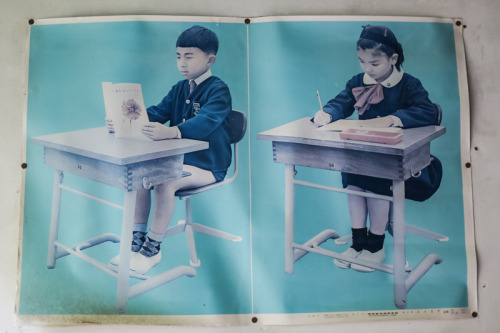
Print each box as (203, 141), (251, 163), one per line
(405, 155), (443, 202)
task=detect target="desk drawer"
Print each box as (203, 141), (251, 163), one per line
(44, 148), (183, 191)
(272, 141), (430, 181)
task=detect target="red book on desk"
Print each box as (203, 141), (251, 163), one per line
(339, 128), (403, 145)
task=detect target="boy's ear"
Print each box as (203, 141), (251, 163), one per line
(208, 54), (216, 66)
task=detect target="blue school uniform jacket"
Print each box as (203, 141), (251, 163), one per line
(147, 76), (232, 182)
(323, 71), (439, 196)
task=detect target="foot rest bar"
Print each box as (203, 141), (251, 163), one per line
(60, 184), (123, 210)
(405, 224), (449, 242)
(334, 234), (351, 245)
(128, 266), (197, 299)
(295, 243), (394, 274)
(54, 240), (122, 278)
(293, 229), (339, 262)
(405, 254), (442, 293)
(294, 179), (393, 202)
(337, 225), (448, 245)
(107, 264), (151, 281)
(54, 233), (121, 259)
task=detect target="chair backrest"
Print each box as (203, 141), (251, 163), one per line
(227, 110), (247, 144)
(175, 110), (246, 198)
(434, 103), (442, 126)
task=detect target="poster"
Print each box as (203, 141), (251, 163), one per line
(19, 15), (476, 326)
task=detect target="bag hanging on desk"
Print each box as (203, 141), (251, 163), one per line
(404, 155), (443, 202)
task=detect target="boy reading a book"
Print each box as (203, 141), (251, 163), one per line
(107, 25), (232, 274)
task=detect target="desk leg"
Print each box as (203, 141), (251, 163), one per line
(392, 180), (407, 309)
(47, 170), (63, 269)
(284, 164), (295, 274)
(116, 190), (137, 314)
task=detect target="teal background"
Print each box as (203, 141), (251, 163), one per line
(249, 21), (467, 313)
(21, 20), (251, 315)
(21, 19), (468, 316)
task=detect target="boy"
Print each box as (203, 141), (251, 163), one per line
(108, 25), (232, 274)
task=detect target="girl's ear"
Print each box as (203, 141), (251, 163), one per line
(390, 53), (398, 65)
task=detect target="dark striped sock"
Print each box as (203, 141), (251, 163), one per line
(140, 237), (161, 257)
(131, 231), (147, 252)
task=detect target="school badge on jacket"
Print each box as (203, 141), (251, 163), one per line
(193, 102), (201, 115)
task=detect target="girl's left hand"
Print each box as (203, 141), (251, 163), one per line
(360, 116), (394, 128)
(142, 122), (178, 140)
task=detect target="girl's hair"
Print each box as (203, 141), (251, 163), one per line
(176, 25), (219, 55)
(357, 25), (405, 71)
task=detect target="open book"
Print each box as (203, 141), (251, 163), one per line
(318, 119), (402, 133)
(102, 82), (149, 139)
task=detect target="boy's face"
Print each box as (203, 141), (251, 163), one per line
(357, 48), (398, 83)
(177, 47), (215, 80)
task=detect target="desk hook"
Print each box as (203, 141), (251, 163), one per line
(142, 177), (153, 189)
(410, 166), (422, 178)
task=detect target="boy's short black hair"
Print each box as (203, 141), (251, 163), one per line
(176, 25), (219, 55)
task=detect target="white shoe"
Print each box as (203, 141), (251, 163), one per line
(351, 248), (385, 273)
(109, 251), (139, 266)
(130, 251), (162, 275)
(334, 247), (361, 269)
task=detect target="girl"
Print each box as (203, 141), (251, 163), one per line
(313, 25), (439, 272)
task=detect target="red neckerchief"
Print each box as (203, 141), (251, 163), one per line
(352, 84), (384, 115)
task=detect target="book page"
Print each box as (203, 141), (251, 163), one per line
(102, 82), (150, 139)
(317, 119), (402, 133)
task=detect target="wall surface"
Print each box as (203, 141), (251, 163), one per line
(1, 0), (498, 332)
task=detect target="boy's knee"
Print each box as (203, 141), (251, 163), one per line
(155, 181), (180, 197)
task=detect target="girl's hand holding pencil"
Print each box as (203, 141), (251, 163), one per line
(313, 110), (332, 126)
(313, 90), (332, 126)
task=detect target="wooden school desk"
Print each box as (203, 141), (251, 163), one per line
(258, 117), (446, 309)
(31, 127), (208, 313)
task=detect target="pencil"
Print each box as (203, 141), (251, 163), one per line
(316, 90), (324, 112)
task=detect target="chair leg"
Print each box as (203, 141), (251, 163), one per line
(403, 223), (449, 242)
(334, 234), (352, 245)
(184, 198), (200, 267)
(190, 223), (243, 241)
(166, 196), (243, 267)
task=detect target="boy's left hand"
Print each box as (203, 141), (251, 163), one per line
(360, 116), (394, 128)
(142, 122), (178, 140)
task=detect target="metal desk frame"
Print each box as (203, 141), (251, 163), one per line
(31, 127), (208, 313)
(258, 118), (447, 309)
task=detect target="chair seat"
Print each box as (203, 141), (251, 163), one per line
(175, 179), (227, 198)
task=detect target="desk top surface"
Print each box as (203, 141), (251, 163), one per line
(257, 118), (446, 155)
(30, 127), (209, 165)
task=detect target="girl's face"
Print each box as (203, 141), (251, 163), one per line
(357, 48), (398, 83)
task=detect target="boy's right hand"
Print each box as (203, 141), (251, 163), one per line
(313, 110), (332, 126)
(105, 118), (115, 133)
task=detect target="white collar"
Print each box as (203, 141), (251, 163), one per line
(191, 69), (212, 86)
(363, 67), (404, 88)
